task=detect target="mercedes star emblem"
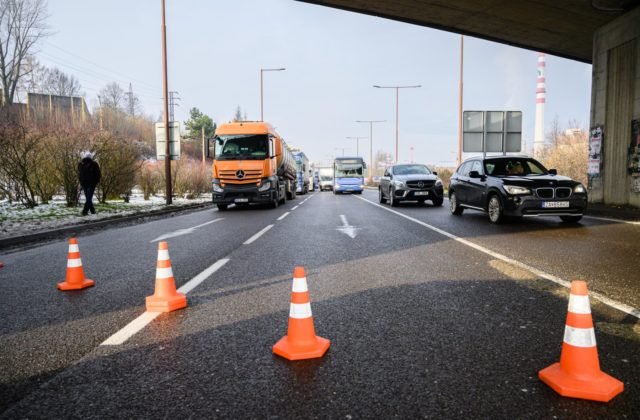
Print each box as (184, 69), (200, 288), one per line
(236, 170), (245, 179)
(418, 181), (424, 188)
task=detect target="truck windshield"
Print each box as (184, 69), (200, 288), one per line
(214, 134), (268, 160)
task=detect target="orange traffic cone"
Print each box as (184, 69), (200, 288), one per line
(145, 241), (187, 312)
(539, 280), (624, 402)
(273, 267), (330, 360)
(57, 238), (95, 291)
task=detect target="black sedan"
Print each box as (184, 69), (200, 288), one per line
(448, 156), (587, 223)
(379, 164), (444, 207)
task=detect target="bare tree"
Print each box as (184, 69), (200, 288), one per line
(99, 82), (125, 110)
(43, 67), (81, 96)
(0, 0), (49, 105)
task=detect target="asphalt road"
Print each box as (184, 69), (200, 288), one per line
(0, 190), (638, 418)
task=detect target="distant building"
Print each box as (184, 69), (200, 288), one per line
(27, 93), (90, 123)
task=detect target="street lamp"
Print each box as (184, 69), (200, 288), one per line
(335, 147), (351, 157)
(356, 119), (385, 179)
(346, 136), (367, 156)
(260, 68), (285, 121)
(373, 84), (421, 163)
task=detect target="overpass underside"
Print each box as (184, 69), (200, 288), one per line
(299, 1), (640, 208)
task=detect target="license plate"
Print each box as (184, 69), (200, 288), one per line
(414, 191), (428, 196)
(542, 201), (569, 208)
(235, 198), (249, 203)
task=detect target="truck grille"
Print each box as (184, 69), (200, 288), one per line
(219, 169), (262, 183)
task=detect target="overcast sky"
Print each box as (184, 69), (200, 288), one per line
(40, 0), (592, 167)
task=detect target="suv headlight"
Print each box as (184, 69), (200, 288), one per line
(258, 181), (271, 192)
(393, 180), (406, 188)
(435, 179), (443, 187)
(503, 185), (531, 195)
(573, 184), (586, 194)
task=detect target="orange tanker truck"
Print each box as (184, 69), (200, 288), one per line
(208, 121), (297, 210)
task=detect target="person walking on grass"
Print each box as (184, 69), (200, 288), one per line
(78, 152), (101, 216)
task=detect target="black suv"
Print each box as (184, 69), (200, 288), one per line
(379, 164), (444, 206)
(449, 156), (587, 223)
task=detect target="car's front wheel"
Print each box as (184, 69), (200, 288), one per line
(487, 194), (504, 224)
(379, 188), (386, 203)
(389, 188), (398, 207)
(217, 204), (228, 211)
(560, 215), (583, 223)
(450, 192), (463, 215)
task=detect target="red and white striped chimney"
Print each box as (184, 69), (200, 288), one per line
(533, 53), (546, 157)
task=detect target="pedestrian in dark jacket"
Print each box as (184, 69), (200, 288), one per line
(78, 152), (101, 216)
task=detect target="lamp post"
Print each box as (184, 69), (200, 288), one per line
(373, 84), (421, 163)
(335, 147), (351, 157)
(346, 136), (367, 156)
(161, 0), (172, 205)
(356, 119), (385, 179)
(458, 35), (464, 167)
(260, 68), (285, 121)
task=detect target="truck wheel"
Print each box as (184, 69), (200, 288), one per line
(217, 204), (228, 211)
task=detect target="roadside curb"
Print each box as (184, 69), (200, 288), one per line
(0, 201), (215, 251)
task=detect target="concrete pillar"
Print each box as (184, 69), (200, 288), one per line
(589, 7), (640, 207)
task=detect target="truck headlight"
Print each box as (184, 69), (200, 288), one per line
(503, 185), (531, 195)
(258, 181), (271, 192)
(573, 184), (586, 194)
(212, 181), (223, 193)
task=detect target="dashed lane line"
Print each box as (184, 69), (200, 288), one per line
(243, 224), (274, 245)
(101, 258), (230, 345)
(292, 205), (299, 210)
(355, 195), (640, 320)
(277, 212), (290, 221)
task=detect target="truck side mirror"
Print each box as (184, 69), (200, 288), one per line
(206, 138), (215, 159)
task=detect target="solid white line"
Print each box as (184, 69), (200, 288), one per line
(584, 215), (640, 226)
(355, 195), (640, 320)
(277, 212), (290, 221)
(101, 258), (230, 346)
(243, 224), (274, 245)
(178, 258), (229, 294)
(292, 205), (299, 210)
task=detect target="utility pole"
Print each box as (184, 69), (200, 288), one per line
(201, 126), (206, 165)
(356, 119), (385, 180)
(346, 136), (367, 156)
(161, 0), (172, 205)
(126, 83), (135, 116)
(457, 35), (464, 167)
(97, 95), (103, 131)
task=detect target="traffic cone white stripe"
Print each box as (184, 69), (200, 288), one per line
(563, 325), (597, 348)
(67, 258), (82, 268)
(292, 277), (308, 293)
(69, 244), (80, 253)
(289, 302), (312, 319)
(568, 294), (591, 314)
(157, 250), (170, 260)
(156, 267), (174, 279)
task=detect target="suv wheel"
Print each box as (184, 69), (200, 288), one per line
(379, 187), (386, 203)
(389, 188), (398, 207)
(450, 192), (463, 215)
(487, 194), (504, 224)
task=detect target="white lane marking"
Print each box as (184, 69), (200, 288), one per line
(243, 224), (274, 245)
(101, 312), (161, 346)
(355, 195), (640, 320)
(150, 218), (224, 243)
(292, 205), (299, 211)
(101, 258), (229, 346)
(277, 212), (290, 221)
(337, 214), (358, 239)
(584, 215), (640, 226)
(178, 258), (229, 294)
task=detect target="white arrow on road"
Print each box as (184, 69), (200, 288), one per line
(150, 218), (223, 243)
(337, 214), (358, 239)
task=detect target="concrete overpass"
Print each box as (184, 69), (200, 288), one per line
(298, 1), (640, 208)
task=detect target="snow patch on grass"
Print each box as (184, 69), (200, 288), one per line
(0, 193), (210, 237)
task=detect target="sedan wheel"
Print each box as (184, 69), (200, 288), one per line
(487, 195), (504, 224)
(378, 188), (386, 203)
(389, 188), (397, 207)
(450, 192), (463, 215)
